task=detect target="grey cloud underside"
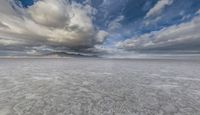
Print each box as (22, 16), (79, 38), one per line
(0, 0), (108, 55)
(117, 12), (200, 52)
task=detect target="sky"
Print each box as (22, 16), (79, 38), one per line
(0, 0), (200, 56)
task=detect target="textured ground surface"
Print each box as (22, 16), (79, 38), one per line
(0, 58), (200, 115)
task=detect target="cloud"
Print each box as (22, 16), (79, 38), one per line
(108, 15), (124, 31)
(196, 9), (200, 15)
(96, 30), (109, 43)
(0, 0), (199, 56)
(117, 11), (200, 52)
(145, 0), (173, 18)
(0, 0), (107, 55)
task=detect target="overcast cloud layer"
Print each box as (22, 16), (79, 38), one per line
(0, 0), (200, 56)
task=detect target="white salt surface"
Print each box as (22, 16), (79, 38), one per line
(0, 58), (200, 115)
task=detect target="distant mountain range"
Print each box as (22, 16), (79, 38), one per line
(42, 52), (98, 58)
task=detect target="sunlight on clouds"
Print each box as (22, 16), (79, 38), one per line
(146, 0), (173, 18)
(0, 0), (199, 56)
(0, 39), (20, 45)
(0, 0), (107, 53)
(117, 10), (200, 51)
(28, 0), (68, 27)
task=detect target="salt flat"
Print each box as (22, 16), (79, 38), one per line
(0, 58), (200, 115)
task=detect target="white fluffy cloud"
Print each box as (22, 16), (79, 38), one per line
(0, 0), (108, 54)
(146, 0), (173, 18)
(117, 11), (200, 52)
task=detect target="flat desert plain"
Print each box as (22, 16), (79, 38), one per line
(0, 58), (200, 115)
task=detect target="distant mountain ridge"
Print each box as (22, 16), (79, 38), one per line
(43, 52), (98, 58)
